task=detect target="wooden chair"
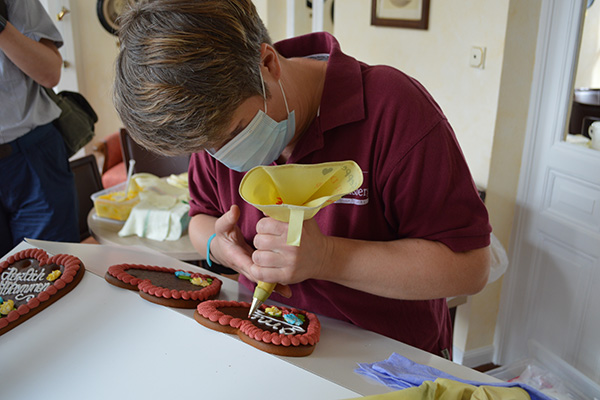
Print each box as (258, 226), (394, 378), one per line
(119, 128), (190, 176)
(69, 155), (103, 241)
(94, 131), (126, 188)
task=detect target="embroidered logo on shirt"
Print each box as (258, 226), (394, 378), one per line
(335, 171), (369, 205)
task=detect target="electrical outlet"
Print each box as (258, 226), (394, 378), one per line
(469, 46), (486, 69)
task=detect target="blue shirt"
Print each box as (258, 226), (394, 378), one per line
(0, 0), (63, 143)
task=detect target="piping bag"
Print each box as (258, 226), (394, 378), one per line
(239, 160), (363, 316)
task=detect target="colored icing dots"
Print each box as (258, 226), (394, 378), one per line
(175, 271), (214, 287)
(46, 270), (62, 282)
(265, 306), (282, 317)
(283, 312), (303, 326)
(175, 271), (192, 280)
(0, 299), (15, 316)
(191, 277), (212, 287)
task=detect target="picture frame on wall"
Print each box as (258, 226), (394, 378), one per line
(371, 0), (430, 30)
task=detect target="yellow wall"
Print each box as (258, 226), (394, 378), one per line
(456, 0), (542, 363)
(333, 0), (509, 189)
(575, 4), (600, 88)
(70, 0), (121, 151)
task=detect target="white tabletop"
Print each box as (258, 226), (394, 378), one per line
(87, 208), (200, 261)
(2, 240), (499, 399)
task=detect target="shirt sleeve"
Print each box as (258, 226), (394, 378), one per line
(8, 0), (63, 47)
(188, 152), (225, 218)
(381, 118), (491, 252)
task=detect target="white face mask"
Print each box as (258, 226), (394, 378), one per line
(207, 70), (296, 172)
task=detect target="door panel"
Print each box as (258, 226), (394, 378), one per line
(40, 0), (79, 92)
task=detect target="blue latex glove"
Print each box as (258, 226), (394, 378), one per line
(355, 353), (555, 400)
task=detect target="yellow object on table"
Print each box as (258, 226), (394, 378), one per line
(239, 160), (363, 246)
(348, 378), (531, 400)
(92, 181), (140, 221)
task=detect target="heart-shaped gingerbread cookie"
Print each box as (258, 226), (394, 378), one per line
(195, 300), (320, 357)
(105, 264), (221, 308)
(0, 248), (85, 336)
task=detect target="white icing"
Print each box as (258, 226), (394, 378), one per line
(250, 309), (306, 335)
(0, 267), (52, 302)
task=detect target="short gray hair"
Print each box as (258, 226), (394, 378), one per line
(113, 0), (272, 156)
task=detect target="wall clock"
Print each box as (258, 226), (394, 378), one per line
(97, 0), (137, 35)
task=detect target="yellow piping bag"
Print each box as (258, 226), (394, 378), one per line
(239, 161), (363, 316)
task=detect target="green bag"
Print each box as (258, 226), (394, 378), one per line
(44, 87), (98, 158)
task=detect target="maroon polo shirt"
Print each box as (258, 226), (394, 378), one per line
(189, 32), (491, 357)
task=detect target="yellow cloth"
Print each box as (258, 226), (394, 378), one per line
(239, 161), (363, 246)
(350, 379), (531, 400)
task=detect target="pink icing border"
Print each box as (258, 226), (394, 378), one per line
(196, 300), (321, 347)
(0, 248), (82, 331)
(107, 264), (222, 301)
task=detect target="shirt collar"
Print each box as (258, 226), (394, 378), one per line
(274, 32), (365, 133)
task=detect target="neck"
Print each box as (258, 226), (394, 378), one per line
(277, 57), (327, 163)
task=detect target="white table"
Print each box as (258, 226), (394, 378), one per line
(1, 240), (499, 399)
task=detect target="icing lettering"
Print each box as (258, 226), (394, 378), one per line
(0, 267), (52, 302)
(1, 267), (47, 282)
(250, 309), (306, 335)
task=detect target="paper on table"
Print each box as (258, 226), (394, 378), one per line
(118, 173), (191, 241)
(239, 161), (363, 246)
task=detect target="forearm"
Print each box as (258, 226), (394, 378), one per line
(0, 23), (62, 87)
(188, 214), (217, 260)
(317, 236), (490, 300)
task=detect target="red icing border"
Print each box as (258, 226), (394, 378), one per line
(0, 248), (83, 333)
(107, 263), (222, 301)
(196, 300), (321, 347)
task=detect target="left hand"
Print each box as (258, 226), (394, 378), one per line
(249, 217), (331, 286)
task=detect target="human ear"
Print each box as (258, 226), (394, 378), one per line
(260, 43), (281, 81)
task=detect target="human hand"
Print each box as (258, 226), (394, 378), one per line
(0, 1), (7, 20)
(210, 205), (255, 274)
(250, 217), (330, 286)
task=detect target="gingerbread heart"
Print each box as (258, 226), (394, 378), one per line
(105, 263), (222, 308)
(0, 248), (85, 336)
(194, 300), (321, 357)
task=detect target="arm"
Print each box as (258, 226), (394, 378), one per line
(0, 22), (62, 87)
(188, 213), (218, 259)
(248, 217), (490, 300)
(320, 235), (490, 299)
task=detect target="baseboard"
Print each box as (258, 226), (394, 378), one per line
(453, 344), (495, 368)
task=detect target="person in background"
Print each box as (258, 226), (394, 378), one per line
(0, 0), (79, 257)
(113, 0), (491, 358)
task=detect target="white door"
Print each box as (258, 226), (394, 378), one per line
(496, 0), (600, 383)
(39, 0), (79, 92)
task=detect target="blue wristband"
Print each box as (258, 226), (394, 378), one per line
(206, 233), (216, 267)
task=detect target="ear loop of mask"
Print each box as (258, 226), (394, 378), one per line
(259, 67), (291, 115)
